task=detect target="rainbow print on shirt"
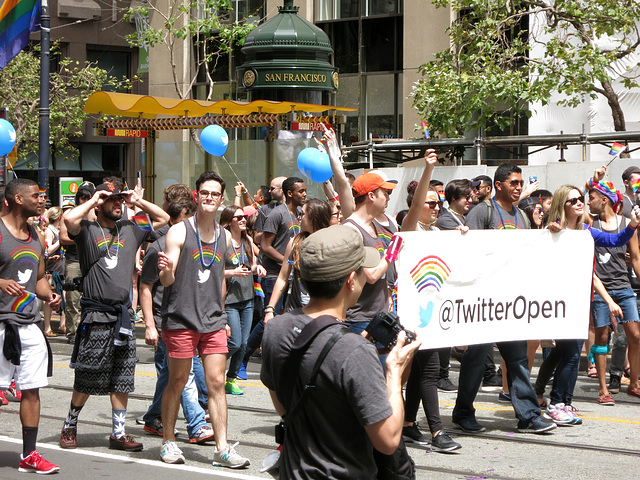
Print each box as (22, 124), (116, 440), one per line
(287, 221), (300, 235)
(191, 247), (223, 265)
(11, 290), (36, 313)
(11, 245), (40, 269)
(410, 255), (451, 294)
(96, 236), (125, 256)
(377, 229), (393, 249)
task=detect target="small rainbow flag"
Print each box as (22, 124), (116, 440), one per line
(39, 188), (47, 195)
(132, 213), (154, 232)
(313, 137), (327, 154)
(438, 191), (445, 202)
(253, 282), (265, 298)
(11, 290), (36, 313)
(421, 120), (430, 139)
(122, 181), (130, 191)
(632, 178), (640, 194)
(609, 142), (625, 156)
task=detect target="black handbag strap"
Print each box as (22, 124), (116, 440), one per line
(283, 315), (350, 423)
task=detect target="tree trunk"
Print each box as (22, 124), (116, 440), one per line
(601, 80), (626, 132)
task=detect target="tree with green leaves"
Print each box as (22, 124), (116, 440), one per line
(412, 0), (640, 138)
(0, 44), (126, 163)
(124, 0), (258, 101)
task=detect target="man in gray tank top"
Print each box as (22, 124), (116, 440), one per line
(342, 172), (397, 333)
(158, 171), (250, 469)
(1, 179), (62, 474)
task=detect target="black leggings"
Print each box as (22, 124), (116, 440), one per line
(404, 349), (443, 434)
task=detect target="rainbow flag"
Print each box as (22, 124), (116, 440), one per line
(11, 290), (36, 313)
(132, 213), (154, 232)
(0, 0), (41, 70)
(253, 282), (264, 298)
(421, 120), (430, 139)
(632, 178), (640, 194)
(313, 137), (327, 154)
(609, 142), (625, 156)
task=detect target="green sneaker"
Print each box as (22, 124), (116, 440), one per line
(225, 378), (244, 395)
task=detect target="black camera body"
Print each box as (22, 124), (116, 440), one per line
(61, 276), (83, 293)
(366, 312), (416, 349)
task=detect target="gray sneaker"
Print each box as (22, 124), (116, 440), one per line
(160, 440), (185, 464)
(212, 442), (250, 469)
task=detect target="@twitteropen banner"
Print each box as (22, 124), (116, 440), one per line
(396, 230), (595, 350)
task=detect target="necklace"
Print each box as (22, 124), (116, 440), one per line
(96, 221), (120, 260)
(448, 208), (465, 226)
(492, 197), (518, 229)
(194, 213), (218, 269)
(230, 236), (244, 266)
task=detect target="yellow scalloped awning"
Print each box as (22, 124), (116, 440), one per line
(84, 92), (357, 118)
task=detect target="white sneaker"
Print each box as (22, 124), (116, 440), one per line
(161, 439), (185, 464)
(542, 403), (573, 425)
(212, 442), (250, 469)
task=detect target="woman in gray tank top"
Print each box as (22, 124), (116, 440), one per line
(220, 206), (266, 395)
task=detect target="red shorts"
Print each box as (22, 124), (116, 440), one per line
(162, 328), (228, 359)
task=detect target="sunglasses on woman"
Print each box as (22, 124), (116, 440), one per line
(565, 197), (584, 206)
(233, 215), (248, 221)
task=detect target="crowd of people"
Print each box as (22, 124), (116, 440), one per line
(1, 128), (640, 477)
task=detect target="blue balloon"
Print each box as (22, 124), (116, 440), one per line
(297, 147), (332, 183)
(0, 119), (17, 156)
(200, 125), (229, 156)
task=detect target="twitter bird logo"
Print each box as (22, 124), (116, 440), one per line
(419, 301), (434, 328)
(17, 269), (32, 284)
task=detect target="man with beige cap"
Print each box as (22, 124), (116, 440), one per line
(261, 225), (420, 479)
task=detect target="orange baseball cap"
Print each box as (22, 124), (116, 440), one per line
(352, 173), (398, 197)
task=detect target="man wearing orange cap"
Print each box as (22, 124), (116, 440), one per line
(343, 173), (397, 332)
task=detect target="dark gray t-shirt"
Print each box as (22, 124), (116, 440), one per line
(343, 219), (388, 324)
(74, 219), (151, 307)
(161, 219), (228, 333)
(0, 219), (41, 325)
(466, 199), (527, 230)
(261, 310), (392, 480)
(435, 208), (465, 230)
(254, 201), (278, 233)
(261, 203), (300, 276)
(593, 217), (631, 290)
(139, 224), (170, 327)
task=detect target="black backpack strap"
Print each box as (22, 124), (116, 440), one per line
(281, 315), (349, 422)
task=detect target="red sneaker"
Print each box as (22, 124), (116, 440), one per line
(18, 450), (60, 474)
(0, 391), (8, 406)
(7, 381), (22, 401)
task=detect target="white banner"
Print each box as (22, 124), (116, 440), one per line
(396, 230), (595, 349)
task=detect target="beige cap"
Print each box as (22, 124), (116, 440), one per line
(300, 225), (380, 281)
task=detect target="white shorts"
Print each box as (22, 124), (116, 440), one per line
(0, 323), (49, 390)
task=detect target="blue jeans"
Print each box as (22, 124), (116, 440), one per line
(592, 289), (640, 328)
(192, 356), (209, 409)
(550, 340), (583, 406)
(453, 341), (540, 427)
(143, 337), (207, 437)
(226, 299), (254, 379)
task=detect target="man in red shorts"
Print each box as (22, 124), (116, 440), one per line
(158, 171), (250, 468)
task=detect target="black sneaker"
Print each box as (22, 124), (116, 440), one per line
(608, 375), (621, 394)
(437, 377), (458, 392)
(481, 374), (502, 392)
(402, 423), (430, 446)
(429, 431), (461, 453)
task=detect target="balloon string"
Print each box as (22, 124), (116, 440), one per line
(221, 155), (243, 184)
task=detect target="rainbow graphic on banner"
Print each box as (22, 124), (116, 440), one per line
(191, 247), (222, 265)
(11, 290), (36, 313)
(410, 255), (451, 293)
(253, 282), (265, 298)
(609, 142), (625, 156)
(132, 213), (154, 232)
